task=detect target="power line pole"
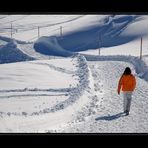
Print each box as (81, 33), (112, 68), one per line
(38, 26), (40, 39)
(140, 37), (143, 59)
(98, 35), (101, 56)
(11, 23), (13, 38)
(60, 26), (63, 38)
(98, 45), (100, 56)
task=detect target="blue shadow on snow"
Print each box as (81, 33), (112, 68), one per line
(95, 112), (125, 121)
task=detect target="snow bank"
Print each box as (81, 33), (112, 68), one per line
(0, 55), (95, 132)
(0, 36), (29, 44)
(34, 54), (94, 114)
(0, 36), (53, 60)
(0, 36), (13, 43)
(57, 15), (138, 52)
(34, 36), (73, 57)
(0, 40), (34, 64)
(0, 54), (94, 117)
(32, 15), (138, 57)
(1, 15), (148, 58)
(84, 54), (148, 81)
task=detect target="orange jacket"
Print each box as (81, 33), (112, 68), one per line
(118, 74), (136, 93)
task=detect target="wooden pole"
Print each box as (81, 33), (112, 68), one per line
(98, 35), (101, 56)
(98, 46), (100, 56)
(38, 26), (40, 39)
(140, 37), (142, 59)
(11, 23), (12, 38)
(60, 26), (62, 38)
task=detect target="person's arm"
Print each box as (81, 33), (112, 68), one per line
(133, 76), (136, 90)
(117, 75), (123, 95)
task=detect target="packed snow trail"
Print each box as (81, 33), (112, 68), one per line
(60, 61), (148, 133)
(0, 55), (95, 132)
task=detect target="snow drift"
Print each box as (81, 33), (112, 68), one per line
(45, 54), (94, 113)
(0, 40), (34, 64)
(34, 36), (74, 57)
(1, 15), (148, 58)
(57, 15), (139, 51)
(84, 54), (148, 82)
(0, 54), (94, 119)
(0, 36), (29, 44)
(33, 15), (142, 57)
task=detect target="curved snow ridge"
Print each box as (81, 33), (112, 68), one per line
(0, 40), (35, 64)
(34, 36), (73, 57)
(0, 35), (30, 44)
(0, 54), (94, 117)
(41, 54), (94, 113)
(0, 35), (65, 61)
(101, 15), (138, 40)
(84, 54), (148, 81)
(17, 43), (51, 60)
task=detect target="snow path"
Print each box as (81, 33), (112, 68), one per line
(60, 61), (148, 133)
(0, 54), (148, 132)
(17, 43), (51, 60)
(0, 55), (95, 132)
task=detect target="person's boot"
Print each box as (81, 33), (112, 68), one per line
(125, 111), (129, 116)
(124, 110), (129, 115)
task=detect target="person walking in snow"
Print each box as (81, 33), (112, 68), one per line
(117, 67), (136, 116)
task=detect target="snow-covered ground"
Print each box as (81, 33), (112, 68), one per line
(0, 55), (95, 132)
(0, 15), (148, 133)
(59, 60), (148, 133)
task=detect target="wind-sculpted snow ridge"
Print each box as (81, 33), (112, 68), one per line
(84, 54), (148, 81)
(34, 36), (74, 57)
(32, 15), (140, 57)
(57, 15), (138, 52)
(0, 40), (35, 64)
(41, 54), (94, 113)
(0, 36), (30, 44)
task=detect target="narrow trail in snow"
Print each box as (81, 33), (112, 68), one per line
(61, 61), (148, 133)
(0, 55), (92, 119)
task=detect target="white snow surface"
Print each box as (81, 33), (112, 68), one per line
(0, 15), (148, 133)
(0, 55), (95, 132)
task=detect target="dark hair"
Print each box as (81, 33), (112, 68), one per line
(123, 67), (131, 75)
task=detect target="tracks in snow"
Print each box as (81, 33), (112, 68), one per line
(0, 55), (93, 117)
(60, 60), (148, 133)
